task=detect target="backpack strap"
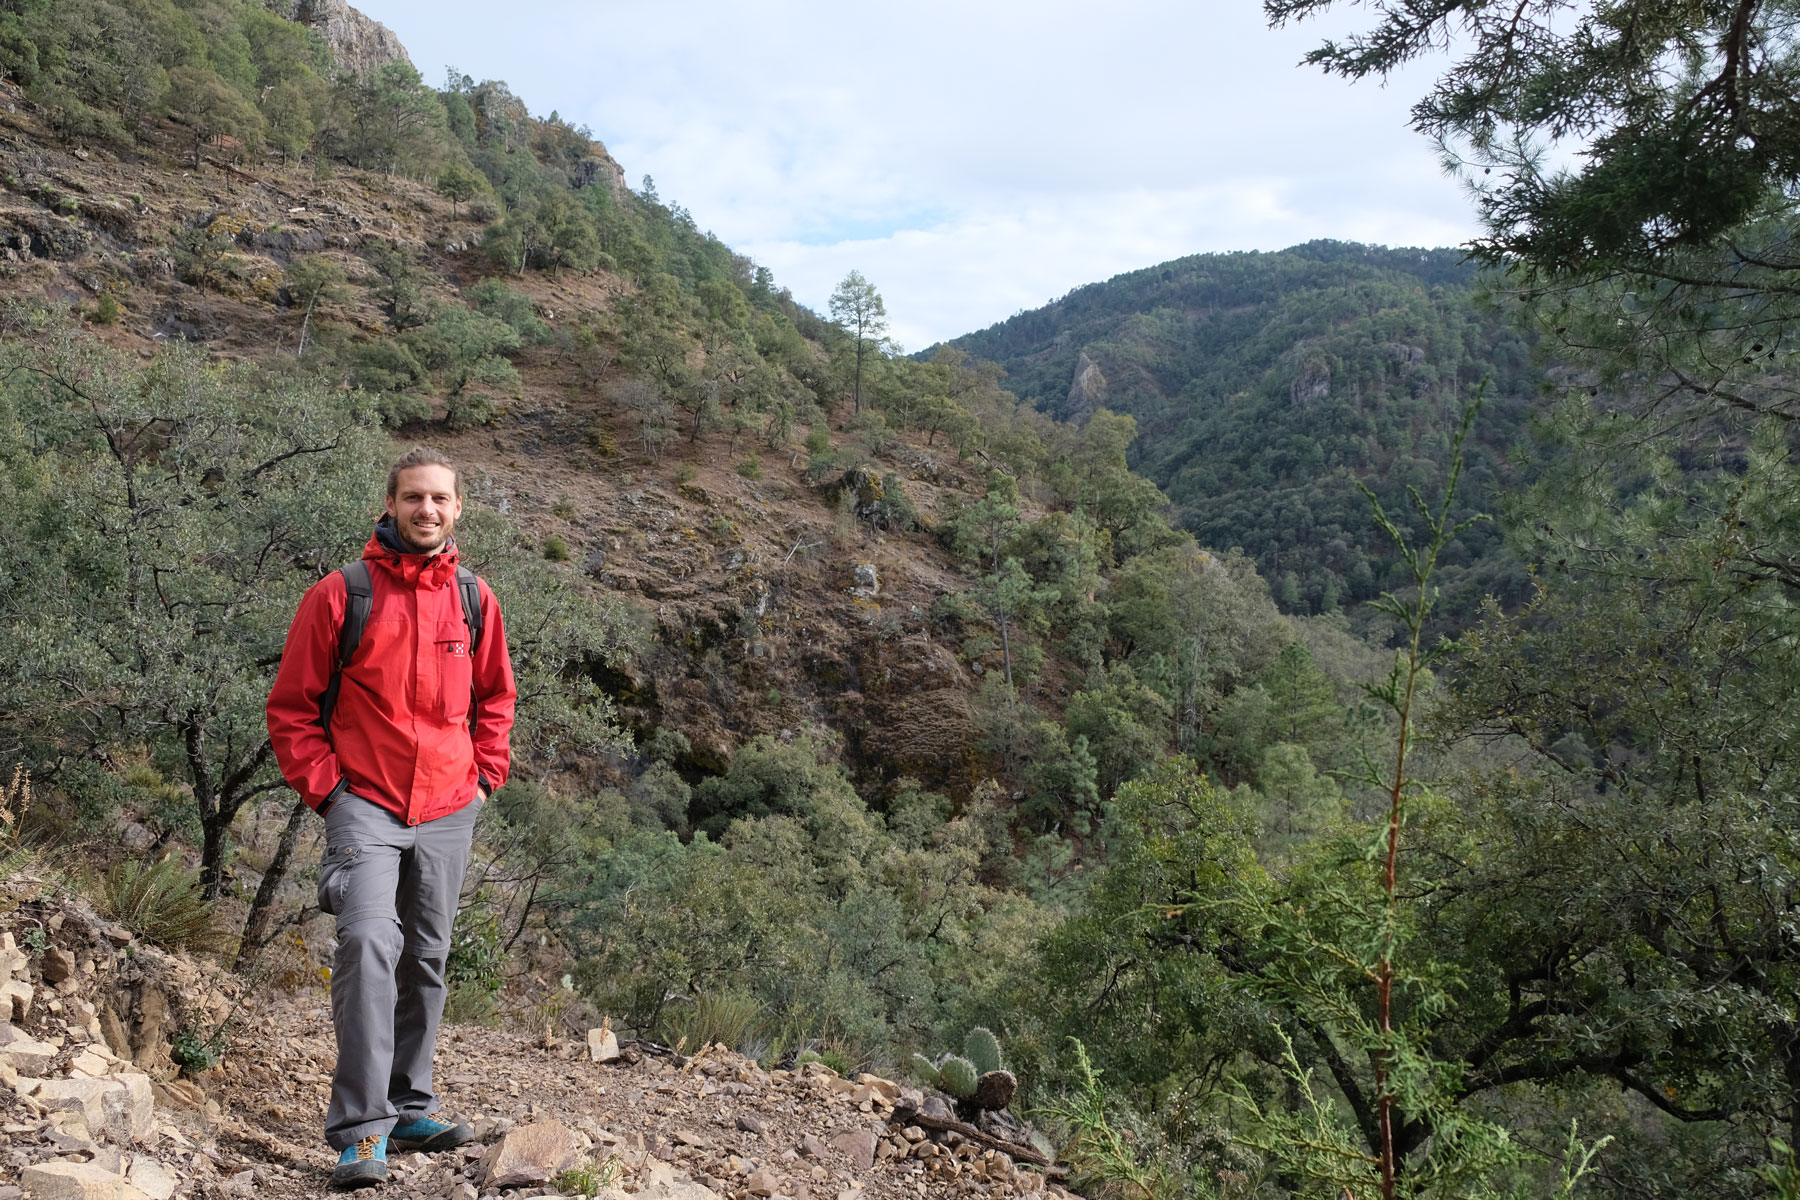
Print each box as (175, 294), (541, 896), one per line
(456, 567), (483, 653)
(317, 561), (374, 742)
(456, 567), (483, 739)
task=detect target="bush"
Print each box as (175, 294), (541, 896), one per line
(544, 534), (569, 561)
(658, 990), (764, 1054)
(96, 858), (225, 952)
(736, 453), (763, 480)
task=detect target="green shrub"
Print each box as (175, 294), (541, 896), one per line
(447, 896), (505, 996)
(544, 534), (570, 562)
(170, 1025), (227, 1071)
(736, 453), (762, 480)
(673, 463), (698, 484)
(658, 990), (764, 1054)
(97, 858), (224, 952)
(92, 293), (120, 325)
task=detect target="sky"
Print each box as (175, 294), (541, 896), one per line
(351, 0), (1480, 350)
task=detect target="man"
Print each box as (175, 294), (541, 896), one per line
(267, 447), (517, 1190)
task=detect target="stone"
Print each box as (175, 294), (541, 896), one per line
(673, 1128), (709, 1148)
(19, 1160), (147, 1200)
(481, 1120), (581, 1189)
(829, 1129), (876, 1173)
(0, 945), (26, 979)
(41, 947), (74, 985)
(735, 1114), (767, 1135)
(102, 1072), (155, 1143)
(745, 1168), (780, 1196)
(150, 1079), (204, 1109)
(798, 1135), (829, 1159)
(127, 1156), (177, 1200)
(637, 1182), (719, 1200)
(587, 1026), (621, 1063)
(68, 1051), (111, 1078)
(972, 1070), (1017, 1112)
(35, 1078), (115, 1132)
(450, 1184), (478, 1200)
(0, 978), (31, 1023)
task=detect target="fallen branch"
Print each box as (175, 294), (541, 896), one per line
(889, 1102), (1060, 1171)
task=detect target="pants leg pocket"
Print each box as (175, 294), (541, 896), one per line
(317, 843), (360, 916)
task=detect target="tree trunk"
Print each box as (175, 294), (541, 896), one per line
(234, 798), (311, 972)
(199, 811), (230, 901)
(297, 293), (318, 357)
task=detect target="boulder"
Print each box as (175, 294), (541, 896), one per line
(102, 1072), (155, 1143)
(126, 1156), (177, 1200)
(19, 1160), (149, 1200)
(744, 1167), (781, 1197)
(42, 946), (75, 984)
(35, 1078), (115, 1133)
(481, 1120), (580, 1189)
(0, 1021), (54, 1074)
(829, 1127), (877, 1172)
(0, 977), (32, 1023)
(587, 1025), (620, 1063)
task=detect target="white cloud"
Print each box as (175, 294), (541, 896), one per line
(354, 0), (1482, 343)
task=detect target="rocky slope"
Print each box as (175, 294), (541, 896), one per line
(0, 885), (1073, 1200)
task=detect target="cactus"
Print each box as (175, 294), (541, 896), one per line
(963, 1026), (1003, 1075)
(936, 1054), (978, 1099)
(908, 1052), (941, 1087)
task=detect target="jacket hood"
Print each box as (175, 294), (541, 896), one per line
(365, 515), (460, 582)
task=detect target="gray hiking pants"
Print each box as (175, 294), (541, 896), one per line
(317, 792), (481, 1150)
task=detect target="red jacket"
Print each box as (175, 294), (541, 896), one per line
(266, 527), (517, 825)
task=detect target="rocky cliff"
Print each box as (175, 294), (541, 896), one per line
(263, 0), (413, 76)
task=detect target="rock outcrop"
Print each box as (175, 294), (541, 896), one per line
(1065, 351), (1106, 423)
(262, 0), (412, 76)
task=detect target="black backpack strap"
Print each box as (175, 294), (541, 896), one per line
(318, 561), (375, 742)
(457, 567), (484, 740)
(456, 567), (483, 652)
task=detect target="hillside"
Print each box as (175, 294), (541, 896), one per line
(0, 0), (1374, 1090)
(942, 241), (1540, 622)
(0, 882), (1075, 1200)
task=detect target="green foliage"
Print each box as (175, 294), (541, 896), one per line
(660, 990), (764, 1054)
(446, 896), (505, 997)
(170, 1025), (228, 1071)
(166, 65), (261, 166)
(543, 534), (569, 562)
(949, 243), (1531, 622)
(468, 278), (552, 344)
(1039, 1041), (1184, 1200)
(97, 857), (224, 952)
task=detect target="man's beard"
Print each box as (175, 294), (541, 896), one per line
(397, 520), (452, 553)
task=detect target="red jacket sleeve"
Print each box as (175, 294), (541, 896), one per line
(472, 579), (517, 795)
(265, 574), (348, 812)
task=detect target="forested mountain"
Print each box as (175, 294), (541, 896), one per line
(944, 242), (1538, 621)
(6, 2), (1800, 1198)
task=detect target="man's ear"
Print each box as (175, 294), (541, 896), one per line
(384, 493), (397, 519)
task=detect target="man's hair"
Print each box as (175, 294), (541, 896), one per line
(387, 447), (462, 498)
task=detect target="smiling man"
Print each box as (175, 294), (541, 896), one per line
(267, 447), (517, 1189)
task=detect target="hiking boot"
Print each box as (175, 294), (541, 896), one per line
(390, 1112), (476, 1153)
(332, 1134), (388, 1190)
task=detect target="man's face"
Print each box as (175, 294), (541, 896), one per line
(385, 465), (462, 554)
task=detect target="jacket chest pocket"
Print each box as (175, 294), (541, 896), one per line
(434, 620), (474, 722)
